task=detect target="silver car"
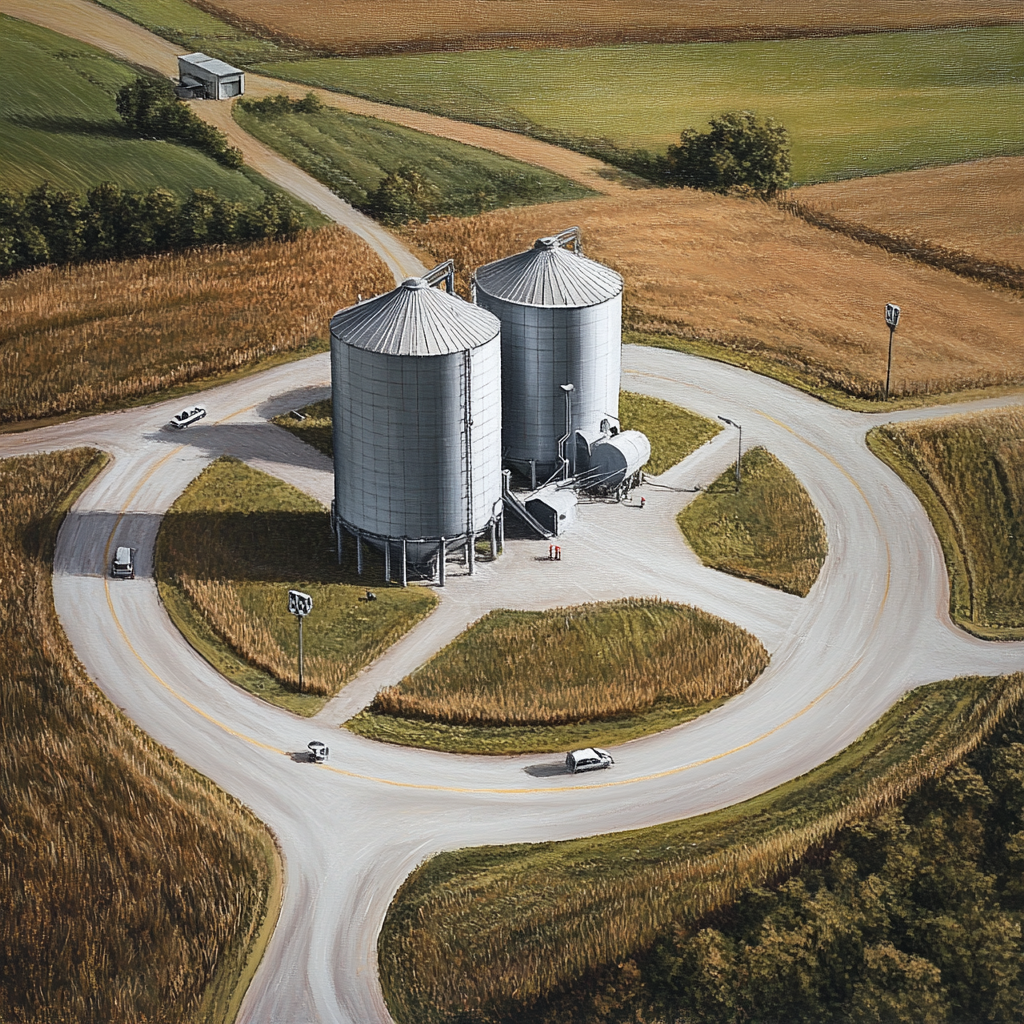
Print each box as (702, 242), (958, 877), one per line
(170, 405), (207, 429)
(565, 747), (614, 773)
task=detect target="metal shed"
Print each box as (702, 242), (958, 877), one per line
(330, 263), (504, 585)
(473, 227), (623, 485)
(176, 53), (245, 100)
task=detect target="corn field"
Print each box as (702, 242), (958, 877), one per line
(0, 227), (392, 424)
(0, 450), (275, 1022)
(371, 599), (768, 727)
(874, 407), (1024, 633)
(379, 671), (1024, 1023)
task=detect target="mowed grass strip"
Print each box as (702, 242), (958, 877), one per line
(0, 449), (277, 1022)
(276, 393), (719, 477)
(868, 407), (1024, 639)
(157, 457), (436, 713)
(234, 98), (591, 217)
(379, 671), (1024, 1024)
(678, 447), (828, 597)
(404, 194), (1024, 405)
(0, 226), (390, 427)
(256, 27), (1024, 183)
(0, 15), (271, 200)
(619, 390), (720, 475)
(348, 599), (767, 754)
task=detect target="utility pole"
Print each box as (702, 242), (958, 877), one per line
(718, 416), (743, 489)
(884, 302), (901, 401)
(288, 589), (313, 691)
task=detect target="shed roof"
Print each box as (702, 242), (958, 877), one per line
(178, 52), (245, 77)
(331, 278), (500, 357)
(474, 236), (622, 308)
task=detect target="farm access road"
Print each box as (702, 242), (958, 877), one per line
(3, 345), (1024, 1022)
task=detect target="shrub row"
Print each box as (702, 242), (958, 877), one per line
(0, 181), (302, 275)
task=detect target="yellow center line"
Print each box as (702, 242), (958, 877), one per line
(95, 398), (891, 796)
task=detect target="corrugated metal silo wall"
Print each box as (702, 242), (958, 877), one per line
(331, 336), (502, 550)
(478, 292), (622, 476)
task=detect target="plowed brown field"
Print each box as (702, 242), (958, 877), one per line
(793, 157), (1024, 269)
(405, 190), (1024, 399)
(198, 0), (1023, 54)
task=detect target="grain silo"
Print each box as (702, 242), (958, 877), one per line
(473, 227), (623, 485)
(330, 263), (503, 585)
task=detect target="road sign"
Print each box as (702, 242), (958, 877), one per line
(288, 590), (313, 617)
(885, 303), (900, 329)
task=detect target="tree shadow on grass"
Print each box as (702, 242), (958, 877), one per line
(5, 113), (135, 140)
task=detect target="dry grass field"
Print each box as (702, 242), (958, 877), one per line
(0, 226), (391, 427)
(379, 671), (1024, 1024)
(869, 406), (1024, 639)
(157, 458), (435, 706)
(370, 599), (768, 728)
(406, 192), (1024, 402)
(792, 156), (1024, 275)
(678, 447), (828, 596)
(200, 0), (1023, 54)
(1, 449), (276, 1022)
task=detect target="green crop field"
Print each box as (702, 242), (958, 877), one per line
(234, 97), (590, 217)
(0, 15), (271, 200)
(257, 26), (1024, 184)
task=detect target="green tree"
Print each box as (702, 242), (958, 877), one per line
(24, 182), (83, 265)
(665, 111), (791, 198)
(365, 166), (440, 225)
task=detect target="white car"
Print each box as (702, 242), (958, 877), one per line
(565, 747), (614, 773)
(308, 740), (329, 764)
(170, 405), (207, 429)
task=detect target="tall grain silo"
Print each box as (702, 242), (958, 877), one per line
(330, 263), (503, 586)
(473, 227), (623, 485)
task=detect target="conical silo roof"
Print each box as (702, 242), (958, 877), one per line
(331, 277), (499, 356)
(474, 236), (623, 308)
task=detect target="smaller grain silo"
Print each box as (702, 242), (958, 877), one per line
(473, 227), (623, 485)
(330, 262), (503, 585)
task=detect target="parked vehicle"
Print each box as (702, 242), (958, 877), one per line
(308, 740), (329, 764)
(565, 747), (614, 773)
(111, 546), (135, 579)
(170, 405), (207, 429)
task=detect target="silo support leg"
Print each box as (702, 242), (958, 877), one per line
(335, 521), (343, 565)
(467, 532), (475, 575)
(356, 533), (363, 576)
(490, 521), (497, 560)
(438, 538), (446, 587)
(499, 510), (505, 554)
(401, 540), (408, 588)
(384, 541), (391, 584)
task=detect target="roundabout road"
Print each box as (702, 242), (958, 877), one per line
(3, 345), (1024, 1022)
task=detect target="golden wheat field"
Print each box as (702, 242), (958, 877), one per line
(0, 227), (391, 426)
(371, 599), (769, 727)
(0, 450), (275, 1022)
(405, 191), (1024, 399)
(793, 156), (1024, 269)
(201, 0), (1023, 54)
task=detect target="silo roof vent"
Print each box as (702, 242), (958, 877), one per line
(475, 231), (622, 308)
(331, 271), (499, 356)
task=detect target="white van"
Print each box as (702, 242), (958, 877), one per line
(111, 546), (135, 579)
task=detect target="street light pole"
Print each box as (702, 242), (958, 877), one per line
(718, 416), (743, 488)
(558, 383), (575, 481)
(884, 303), (901, 401)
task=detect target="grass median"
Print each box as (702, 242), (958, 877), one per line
(0, 448), (278, 1022)
(379, 670), (1024, 1024)
(156, 456), (436, 716)
(868, 407), (1024, 640)
(677, 446), (828, 597)
(347, 599), (768, 754)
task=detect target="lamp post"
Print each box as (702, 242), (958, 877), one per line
(288, 589), (313, 691)
(718, 416), (743, 488)
(558, 383), (575, 481)
(884, 302), (900, 401)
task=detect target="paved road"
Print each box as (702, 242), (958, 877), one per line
(4, 346), (1024, 1022)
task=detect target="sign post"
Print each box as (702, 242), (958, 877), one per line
(884, 303), (901, 401)
(718, 416), (743, 489)
(288, 589), (313, 691)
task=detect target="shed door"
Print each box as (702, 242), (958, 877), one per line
(222, 78), (241, 98)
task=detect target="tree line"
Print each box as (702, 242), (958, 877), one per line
(0, 181), (303, 276)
